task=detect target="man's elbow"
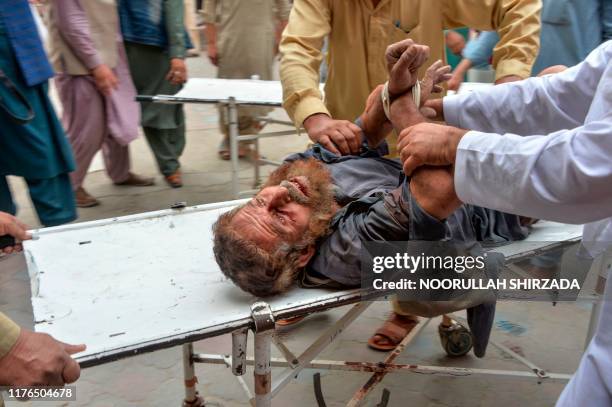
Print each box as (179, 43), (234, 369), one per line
(410, 167), (462, 221)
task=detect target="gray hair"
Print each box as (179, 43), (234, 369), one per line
(212, 206), (309, 297)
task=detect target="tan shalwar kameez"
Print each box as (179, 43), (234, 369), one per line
(203, 0), (291, 137)
(280, 0), (542, 154)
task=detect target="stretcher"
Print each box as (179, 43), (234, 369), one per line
(23, 200), (594, 406)
(138, 78), (325, 199)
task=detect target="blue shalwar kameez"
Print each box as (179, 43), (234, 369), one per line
(0, 2), (76, 226)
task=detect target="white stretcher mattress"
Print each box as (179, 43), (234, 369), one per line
(23, 200), (582, 366)
(172, 78), (284, 105)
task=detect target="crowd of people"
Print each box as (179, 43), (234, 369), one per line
(444, 0), (612, 90)
(0, 0), (611, 406)
(0, 0), (191, 220)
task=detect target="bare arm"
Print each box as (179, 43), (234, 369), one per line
(204, 24), (218, 66)
(359, 41), (450, 148)
(202, 0), (219, 66)
(274, 0), (291, 54)
(358, 86), (463, 221)
(275, 20), (288, 55)
(390, 93), (462, 220)
(448, 58), (472, 91)
(356, 85), (393, 148)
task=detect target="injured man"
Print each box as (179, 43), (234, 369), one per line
(213, 41), (529, 357)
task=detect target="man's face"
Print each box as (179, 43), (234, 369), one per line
(230, 159), (336, 252)
(445, 31), (465, 56)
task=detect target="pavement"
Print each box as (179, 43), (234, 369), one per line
(0, 53), (595, 407)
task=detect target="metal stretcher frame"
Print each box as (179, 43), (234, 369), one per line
(182, 235), (592, 407)
(23, 200), (593, 407)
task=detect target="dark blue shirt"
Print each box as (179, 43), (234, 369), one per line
(0, 1), (53, 86)
(285, 144), (528, 287)
(118, 0), (192, 56)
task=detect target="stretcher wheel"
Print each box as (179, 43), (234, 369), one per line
(182, 395), (205, 407)
(438, 321), (473, 357)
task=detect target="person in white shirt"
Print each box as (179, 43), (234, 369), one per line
(394, 40), (612, 406)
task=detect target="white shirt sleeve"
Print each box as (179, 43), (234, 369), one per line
(447, 42), (612, 224)
(455, 122), (612, 224)
(444, 41), (611, 135)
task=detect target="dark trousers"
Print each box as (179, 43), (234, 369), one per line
(143, 125), (186, 176)
(0, 174), (76, 227)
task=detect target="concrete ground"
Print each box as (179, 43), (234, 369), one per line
(0, 54), (594, 407)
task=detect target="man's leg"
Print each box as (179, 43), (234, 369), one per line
(0, 177), (16, 216)
(217, 105), (261, 160)
(55, 76), (106, 207)
(104, 136), (155, 187)
(143, 126), (183, 176)
(25, 174), (77, 227)
(172, 123), (187, 165)
(142, 126), (184, 188)
(102, 136), (131, 184)
(167, 124), (186, 188)
(368, 299), (420, 351)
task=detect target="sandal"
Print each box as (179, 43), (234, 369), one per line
(114, 172), (155, 187)
(75, 187), (100, 208)
(218, 138), (251, 161)
(276, 315), (307, 327)
(165, 170), (183, 188)
(367, 313), (419, 351)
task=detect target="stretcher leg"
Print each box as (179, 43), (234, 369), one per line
(254, 138), (261, 189)
(585, 251), (610, 348)
(254, 331), (273, 407)
(228, 98), (240, 198)
(251, 302), (275, 407)
(182, 343), (204, 407)
(232, 329), (248, 376)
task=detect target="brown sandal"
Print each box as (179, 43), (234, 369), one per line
(218, 139), (251, 161)
(368, 313), (419, 351)
(75, 187), (100, 208)
(165, 170), (183, 188)
(275, 315), (307, 327)
(114, 172), (155, 187)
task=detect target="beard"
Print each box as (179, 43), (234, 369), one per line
(264, 158), (337, 241)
